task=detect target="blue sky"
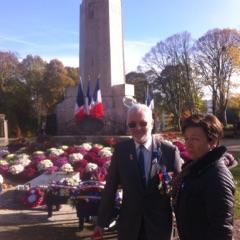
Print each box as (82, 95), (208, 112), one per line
(0, 0), (240, 73)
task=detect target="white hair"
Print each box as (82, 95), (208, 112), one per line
(127, 103), (152, 122)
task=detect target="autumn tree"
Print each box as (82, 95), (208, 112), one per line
(194, 28), (240, 125)
(228, 45), (240, 68)
(0, 51), (79, 136)
(126, 71), (148, 103)
(20, 55), (47, 127)
(65, 66), (79, 85)
(41, 59), (76, 113)
(0, 52), (38, 136)
(0, 51), (19, 92)
(139, 32), (202, 130)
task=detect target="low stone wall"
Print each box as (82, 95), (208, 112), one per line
(50, 135), (131, 145)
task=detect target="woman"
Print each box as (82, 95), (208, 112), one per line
(172, 114), (235, 240)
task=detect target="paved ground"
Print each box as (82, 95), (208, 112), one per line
(0, 204), (239, 240)
(220, 138), (240, 152)
(0, 184), (116, 240)
(0, 185), (239, 240)
(0, 204), (117, 240)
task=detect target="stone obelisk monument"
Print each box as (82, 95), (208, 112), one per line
(55, 0), (134, 135)
(79, 0), (134, 134)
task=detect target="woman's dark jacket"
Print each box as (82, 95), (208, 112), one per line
(174, 146), (235, 240)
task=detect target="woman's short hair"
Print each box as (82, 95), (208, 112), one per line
(181, 114), (223, 142)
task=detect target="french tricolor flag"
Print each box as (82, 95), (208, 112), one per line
(74, 79), (86, 121)
(90, 78), (104, 119)
(85, 80), (92, 116)
(145, 86), (154, 111)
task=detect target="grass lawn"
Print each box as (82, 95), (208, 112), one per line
(231, 153), (240, 218)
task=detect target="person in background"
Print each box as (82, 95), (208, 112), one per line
(172, 114), (235, 240)
(93, 103), (182, 240)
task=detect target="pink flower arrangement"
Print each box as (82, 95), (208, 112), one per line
(20, 164), (38, 180)
(54, 156), (69, 168)
(172, 141), (190, 161)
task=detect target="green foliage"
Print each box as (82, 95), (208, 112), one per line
(126, 71), (147, 103)
(0, 82), (38, 136)
(231, 160), (240, 218)
(0, 51), (19, 92)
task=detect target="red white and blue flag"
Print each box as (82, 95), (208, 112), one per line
(85, 80), (92, 116)
(145, 86), (154, 111)
(74, 79), (85, 121)
(90, 78), (104, 119)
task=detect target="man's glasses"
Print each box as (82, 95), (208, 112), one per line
(128, 121), (148, 128)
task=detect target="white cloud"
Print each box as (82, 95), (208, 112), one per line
(43, 55), (79, 67)
(56, 56), (79, 67)
(0, 34), (40, 47)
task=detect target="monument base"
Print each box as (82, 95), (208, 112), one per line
(55, 84), (134, 136)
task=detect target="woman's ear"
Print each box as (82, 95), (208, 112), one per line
(209, 138), (218, 149)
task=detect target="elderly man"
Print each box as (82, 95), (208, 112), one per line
(94, 103), (182, 240)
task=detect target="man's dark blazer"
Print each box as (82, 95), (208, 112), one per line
(97, 135), (182, 240)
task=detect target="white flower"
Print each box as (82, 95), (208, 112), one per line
(17, 153), (30, 159)
(79, 143), (92, 151)
(9, 164), (24, 175)
(59, 145), (69, 151)
(61, 163), (73, 173)
(59, 175), (80, 186)
(98, 147), (113, 157)
(48, 148), (64, 156)
(0, 174), (3, 184)
(14, 154), (31, 167)
(69, 153), (84, 163)
(0, 160), (9, 166)
(33, 150), (45, 155)
(85, 162), (98, 173)
(48, 147), (57, 152)
(92, 143), (104, 149)
(14, 158), (31, 167)
(6, 154), (16, 161)
(37, 159), (53, 171)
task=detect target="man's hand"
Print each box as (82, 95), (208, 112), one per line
(91, 226), (104, 240)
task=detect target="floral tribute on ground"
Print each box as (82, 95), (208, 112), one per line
(0, 135), (237, 210)
(0, 138), (114, 209)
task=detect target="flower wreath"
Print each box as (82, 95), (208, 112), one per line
(70, 180), (105, 206)
(22, 187), (45, 208)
